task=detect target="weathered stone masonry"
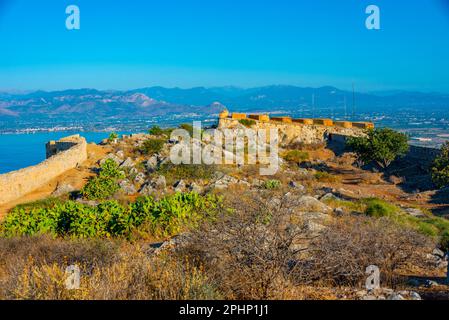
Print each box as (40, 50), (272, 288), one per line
(0, 135), (87, 205)
(219, 111), (441, 164)
(218, 112), (372, 145)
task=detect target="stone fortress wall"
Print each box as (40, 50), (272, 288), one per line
(218, 111), (442, 164)
(218, 111), (374, 145)
(0, 135), (87, 206)
(405, 145), (441, 167)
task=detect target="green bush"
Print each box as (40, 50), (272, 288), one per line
(440, 231), (449, 251)
(283, 150), (309, 163)
(416, 222), (440, 238)
(99, 159), (125, 179)
(238, 119), (256, 128)
(361, 198), (449, 249)
(81, 177), (120, 201)
(140, 139), (165, 156)
(347, 128), (409, 168)
(263, 179), (281, 190)
(148, 126), (164, 136)
(81, 160), (124, 200)
(178, 123), (193, 137)
(364, 198), (399, 218)
(108, 132), (119, 142)
(178, 123), (203, 138)
(148, 126), (174, 137)
(431, 141), (449, 188)
(0, 193), (223, 239)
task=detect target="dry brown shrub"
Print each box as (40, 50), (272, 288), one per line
(86, 249), (219, 300)
(287, 141), (326, 151)
(0, 235), (119, 269)
(175, 191), (311, 300)
(295, 215), (435, 288)
(334, 153), (357, 167)
(360, 172), (385, 185)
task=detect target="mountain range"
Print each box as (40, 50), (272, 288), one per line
(1, 85), (448, 121)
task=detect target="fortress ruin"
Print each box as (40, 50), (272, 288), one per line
(218, 110), (374, 146)
(0, 135), (87, 206)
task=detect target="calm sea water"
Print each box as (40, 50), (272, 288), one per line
(0, 132), (129, 174)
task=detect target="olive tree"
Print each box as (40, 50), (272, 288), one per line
(431, 142), (449, 188)
(347, 128), (409, 169)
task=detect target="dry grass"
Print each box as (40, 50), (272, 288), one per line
(0, 236), (219, 300)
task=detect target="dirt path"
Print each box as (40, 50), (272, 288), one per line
(0, 144), (111, 218)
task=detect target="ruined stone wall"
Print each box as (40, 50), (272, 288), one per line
(0, 135), (87, 205)
(219, 117), (367, 146)
(219, 114), (443, 167)
(405, 145), (441, 167)
(45, 136), (80, 159)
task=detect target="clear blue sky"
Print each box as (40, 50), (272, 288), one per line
(0, 0), (449, 92)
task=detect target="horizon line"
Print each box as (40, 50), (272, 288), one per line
(1, 84), (448, 96)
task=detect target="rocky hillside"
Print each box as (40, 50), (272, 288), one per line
(0, 126), (448, 300)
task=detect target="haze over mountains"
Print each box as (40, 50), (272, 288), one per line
(1, 85), (448, 121)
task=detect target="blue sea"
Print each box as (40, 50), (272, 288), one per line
(0, 132), (129, 174)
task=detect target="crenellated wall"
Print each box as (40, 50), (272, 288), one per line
(0, 135), (87, 205)
(219, 114), (370, 145)
(219, 113), (443, 166)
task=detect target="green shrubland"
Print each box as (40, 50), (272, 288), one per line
(362, 198), (449, 249)
(0, 192), (223, 240)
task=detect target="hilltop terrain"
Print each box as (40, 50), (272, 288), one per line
(0, 124), (448, 300)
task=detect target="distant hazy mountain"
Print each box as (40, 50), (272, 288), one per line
(0, 89), (224, 121)
(1, 86), (448, 122)
(128, 85), (449, 111)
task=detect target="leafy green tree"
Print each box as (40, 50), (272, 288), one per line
(108, 132), (119, 142)
(148, 126), (164, 136)
(431, 142), (449, 188)
(347, 128), (409, 169)
(140, 139), (165, 156)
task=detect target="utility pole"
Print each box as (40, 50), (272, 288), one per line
(344, 95), (348, 120)
(312, 93), (315, 118)
(352, 82), (356, 120)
